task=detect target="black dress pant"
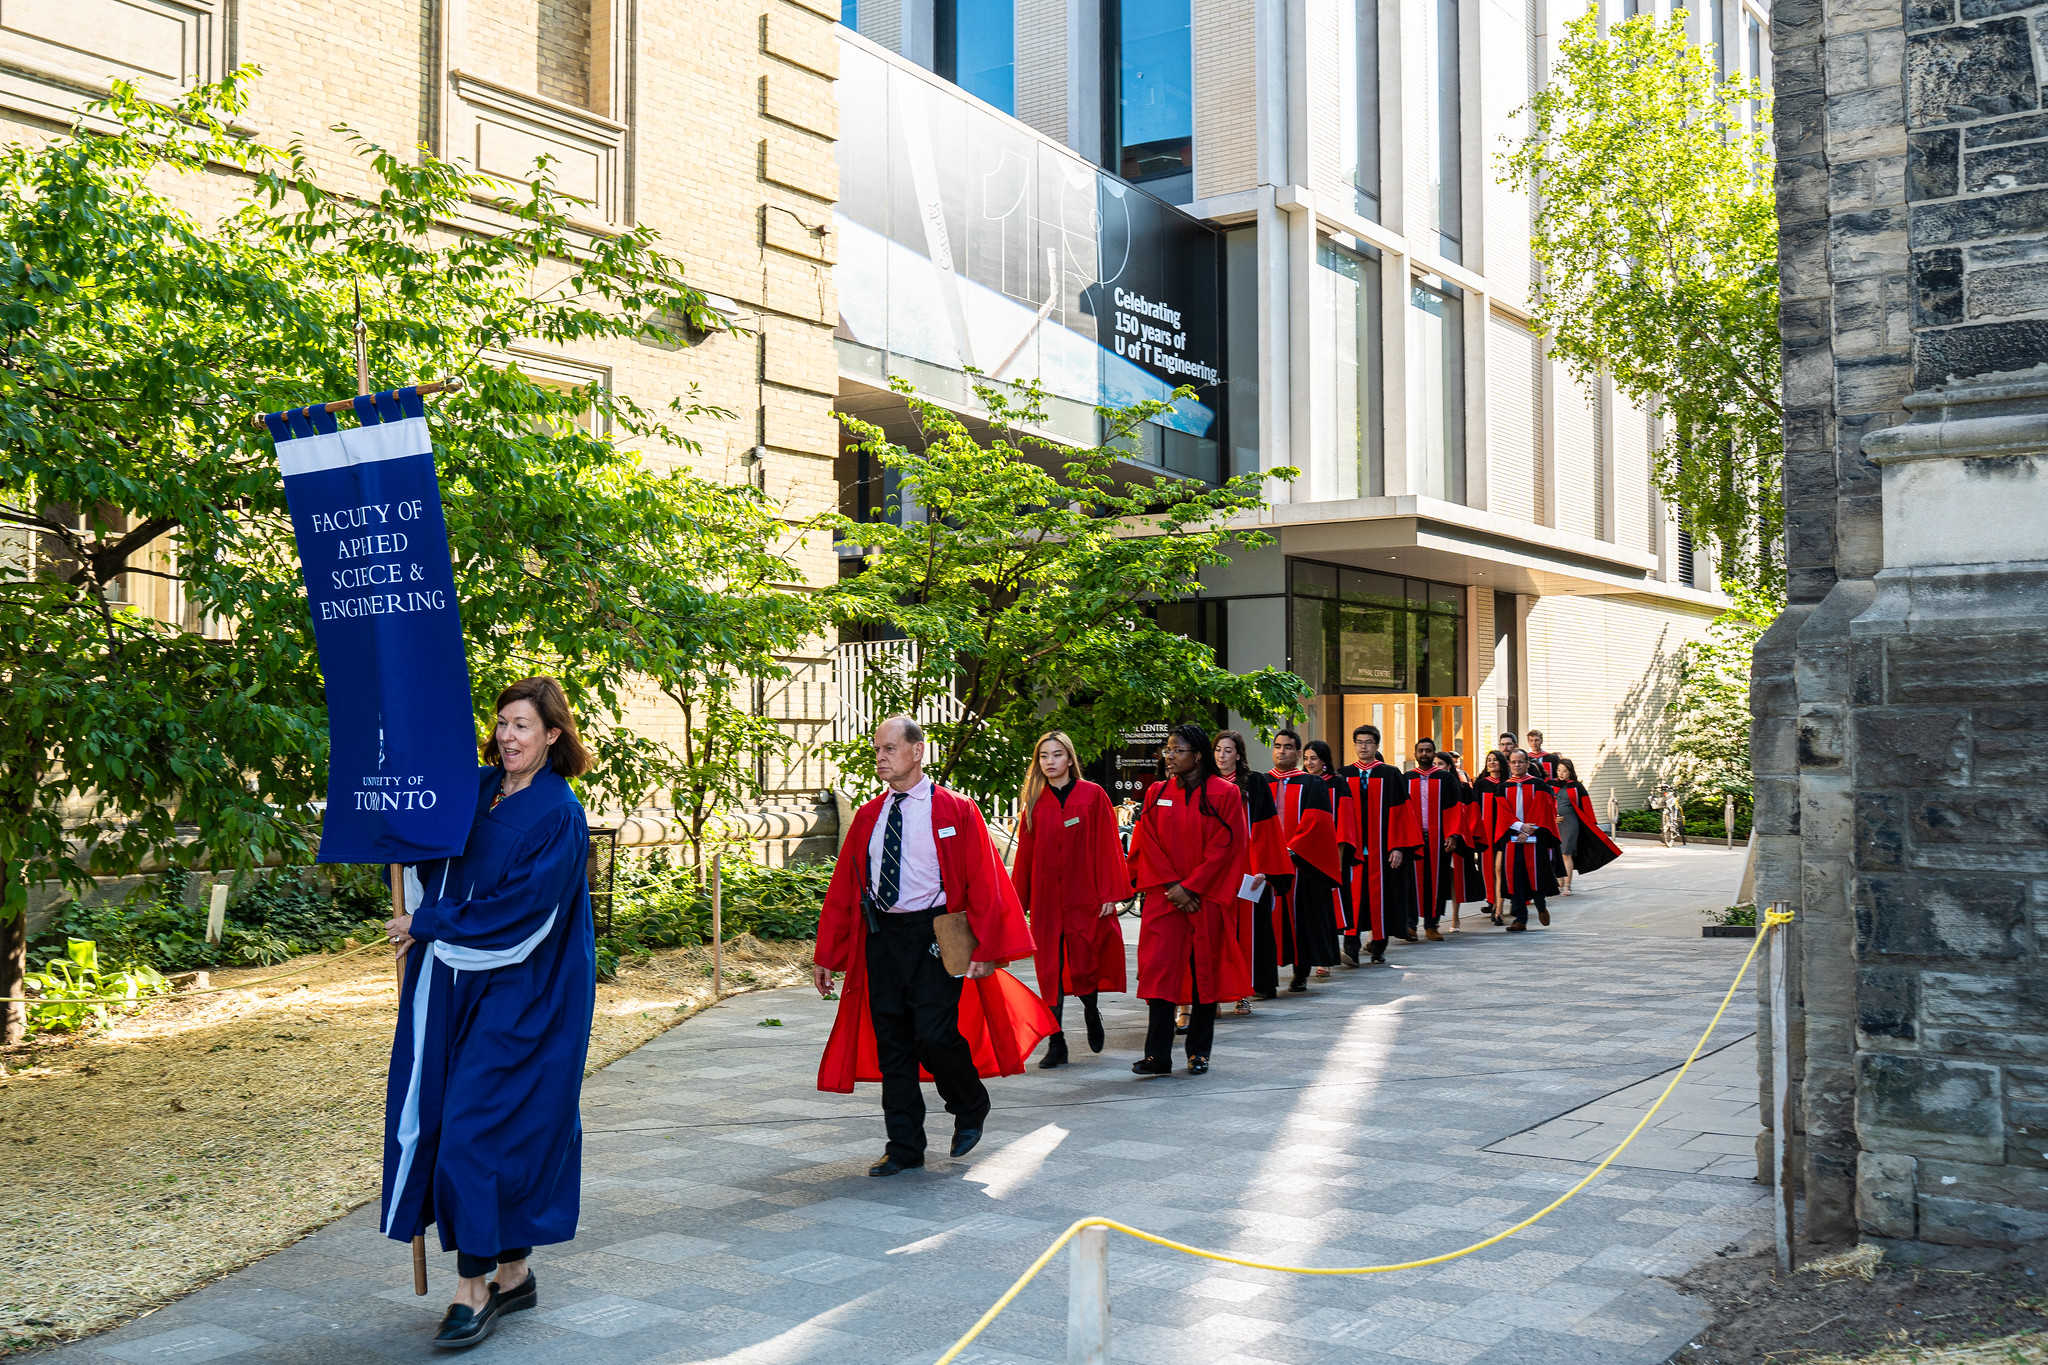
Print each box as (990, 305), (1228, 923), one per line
(865, 908), (990, 1165)
(1251, 886), (1278, 995)
(456, 1247), (531, 1279)
(1144, 998), (1216, 1061)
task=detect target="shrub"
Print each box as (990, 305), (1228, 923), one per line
(598, 848), (831, 976)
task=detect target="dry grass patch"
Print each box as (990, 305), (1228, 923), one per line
(0, 934), (813, 1353)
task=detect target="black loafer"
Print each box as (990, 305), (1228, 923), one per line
(1187, 1057), (1209, 1075)
(1039, 1032), (1069, 1069)
(1083, 999), (1105, 1053)
(432, 1289), (503, 1349)
(950, 1128), (983, 1158)
(1254, 988), (1277, 1001)
(493, 1269), (537, 1315)
(868, 1155), (924, 1176)
(1131, 1056), (1173, 1076)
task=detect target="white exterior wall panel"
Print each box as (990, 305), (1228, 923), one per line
(1523, 592), (1719, 815)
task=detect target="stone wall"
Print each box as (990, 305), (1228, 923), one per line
(1758, 0), (2048, 1247)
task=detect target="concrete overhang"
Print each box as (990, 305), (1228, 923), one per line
(1232, 495), (1730, 608)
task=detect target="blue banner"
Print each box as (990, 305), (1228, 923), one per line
(266, 387), (476, 864)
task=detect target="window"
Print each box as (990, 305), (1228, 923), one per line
(1408, 278), (1466, 504)
(1289, 560), (1467, 746)
(843, 0), (858, 29)
(1428, 0), (1463, 261)
(1713, 0), (1727, 82)
(938, 0), (1016, 114)
(1677, 527), (1696, 586)
(1312, 237), (1384, 499)
(1338, 0), (1382, 221)
(1112, 0), (1194, 201)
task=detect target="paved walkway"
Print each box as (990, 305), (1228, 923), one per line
(50, 844), (1769, 1365)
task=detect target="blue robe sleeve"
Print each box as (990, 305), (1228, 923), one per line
(408, 806), (587, 952)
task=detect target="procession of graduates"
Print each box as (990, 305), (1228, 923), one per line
(1006, 721), (1626, 1079)
(803, 711), (1630, 1182)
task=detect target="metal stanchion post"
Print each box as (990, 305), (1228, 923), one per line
(1770, 902), (1796, 1277)
(712, 851), (724, 997)
(1066, 1224), (1110, 1365)
(1726, 793), (1736, 850)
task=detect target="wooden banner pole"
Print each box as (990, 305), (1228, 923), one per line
(248, 375), (465, 430)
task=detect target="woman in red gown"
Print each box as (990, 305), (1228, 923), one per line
(1471, 750), (1510, 924)
(1126, 724), (1250, 1076)
(1011, 730), (1130, 1068)
(1213, 729), (1287, 1016)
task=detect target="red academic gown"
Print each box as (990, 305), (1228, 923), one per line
(1127, 775), (1251, 1005)
(815, 786), (1057, 1093)
(1012, 780), (1130, 1006)
(1488, 777), (1563, 901)
(1266, 770), (1345, 968)
(1336, 763), (1422, 940)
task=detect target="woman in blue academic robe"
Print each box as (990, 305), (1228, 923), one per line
(382, 676), (596, 1349)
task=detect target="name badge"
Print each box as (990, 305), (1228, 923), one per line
(1064, 817), (1080, 828)
(1157, 798), (1173, 806)
(938, 826), (957, 839)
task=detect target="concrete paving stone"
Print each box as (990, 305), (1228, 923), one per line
(48, 847), (1767, 1365)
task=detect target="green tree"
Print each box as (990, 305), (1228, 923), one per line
(825, 378), (1306, 804)
(0, 76), (814, 1042)
(1501, 9), (1780, 592)
(1661, 581), (1779, 803)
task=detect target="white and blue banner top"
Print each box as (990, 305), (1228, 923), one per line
(264, 387), (477, 864)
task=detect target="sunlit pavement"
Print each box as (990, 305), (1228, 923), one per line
(49, 843), (1770, 1365)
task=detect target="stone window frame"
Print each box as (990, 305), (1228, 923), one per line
(0, 0), (232, 127)
(486, 347), (615, 436)
(437, 0), (638, 233)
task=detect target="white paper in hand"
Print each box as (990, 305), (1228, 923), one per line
(1238, 873), (1263, 901)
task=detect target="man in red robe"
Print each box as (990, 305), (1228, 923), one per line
(1337, 723), (1420, 965)
(1264, 728), (1344, 993)
(1487, 749), (1563, 930)
(812, 717), (1055, 1176)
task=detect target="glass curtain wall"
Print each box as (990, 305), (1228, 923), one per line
(1288, 560), (1466, 749)
(1338, 0), (1382, 220)
(938, 0), (1016, 113)
(1225, 228), (1262, 480)
(1112, 0), (1195, 203)
(1428, 0), (1463, 260)
(1407, 277), (1466, 503)
(1311, 237), (1383, 500)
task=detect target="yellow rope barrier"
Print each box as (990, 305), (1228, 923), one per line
(932, 910), (1795, 1365)
(1, 936), (391, 1006)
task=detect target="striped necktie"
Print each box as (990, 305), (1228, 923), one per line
(876, 792), (908, 909)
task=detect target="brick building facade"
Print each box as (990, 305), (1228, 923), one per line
(1756, 0), (2048, 1246)
(0, 0), (843, 803)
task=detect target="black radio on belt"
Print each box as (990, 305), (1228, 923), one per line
(860, 885), (884, 933)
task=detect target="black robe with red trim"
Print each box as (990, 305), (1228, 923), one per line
(1336, 762), (1421, 940)
(1265, 770), (1343, 969)
(1469, 776), (1506, 902)
(1227, 771), (1289, 988)
(1554, 780), (1623, 875)
(1487, 777), (1562, 901)
(1406, 767), (1467, 920)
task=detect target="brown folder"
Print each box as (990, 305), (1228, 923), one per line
(931, 910), (979, 977)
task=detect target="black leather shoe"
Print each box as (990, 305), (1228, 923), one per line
(1083, 996), (1105, 1053)
(1131, 1056), (1173, 1076)
(1287, 977), (1308, 993)
(1254, 987), (1277, 1001)
(950, 1128), (983, 1158)
(868, 1155), (924, 1176)
(492, 1269), (537, 1315)
(1187, 1057), (1209, 1075)
(432, 1289), (503, 1349)
(1039, 1031), (1069, 1068)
